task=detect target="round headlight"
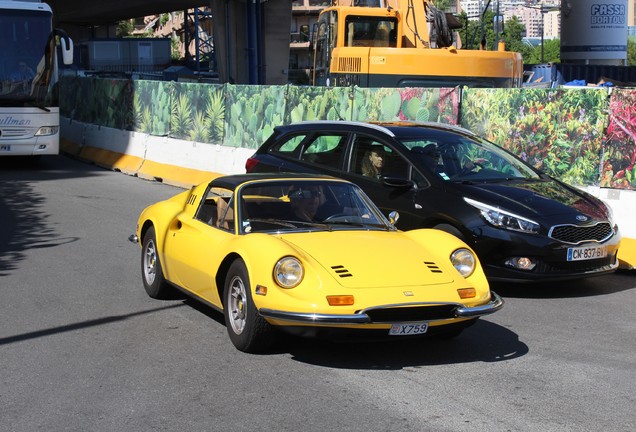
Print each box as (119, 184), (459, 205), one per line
(451, 248), (476, 278)
(274, 257), (304, 288)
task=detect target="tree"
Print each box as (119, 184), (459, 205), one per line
(628, 38), (636, 66)
(433, 0), (452, 10)
(525, 39), (560, 64)
(501, 16), (533, 59)
(116, 20), (134, 38)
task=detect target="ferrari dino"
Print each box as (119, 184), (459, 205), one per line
(130, 174), (503, 352)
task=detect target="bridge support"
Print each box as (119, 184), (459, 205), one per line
(211, 0), (291, 84)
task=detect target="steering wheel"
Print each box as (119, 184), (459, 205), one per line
(453, 161), (485, 178)
(323, 214), (351, 223)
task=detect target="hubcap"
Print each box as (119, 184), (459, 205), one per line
(144, 239), (157, 285)
(228, 276), (247, 335)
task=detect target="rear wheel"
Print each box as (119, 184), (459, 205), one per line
(141, 226), (172, 299)
(224, 259), (273, 353)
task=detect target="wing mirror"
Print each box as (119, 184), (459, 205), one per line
(388, 211), (400, 225)
(381, 176), (415, 189)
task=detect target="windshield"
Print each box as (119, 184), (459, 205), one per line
(238, 180), (393, 234)
(0, 9), (53, 105)
(344, 15), (397, 47)
(397, 128), (541, 182)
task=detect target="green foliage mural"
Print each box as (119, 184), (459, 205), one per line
(284, 86), (352, 124)
(90, 79), (134, 130)
(59, 76), (636, 191)
(134, 80), (171, 136)
(60, 77), (133, 129)
(460, 88), (608, 186)
(603, 89), (636, 190)
(224, 85), (285, 149)
(351, 87), (459, 124)
(170, 82), (225, 143)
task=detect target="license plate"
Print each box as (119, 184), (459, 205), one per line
(389, 322), (429, 336)
(567, 245), (607, 261)
(0, 145), (10, 151)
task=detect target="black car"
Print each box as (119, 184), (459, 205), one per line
(245, 121), (621, 283)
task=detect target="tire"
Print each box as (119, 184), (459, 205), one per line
(223, 259), (273, 353)
(141, 226), (172, 299)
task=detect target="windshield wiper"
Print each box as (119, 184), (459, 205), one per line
(247, 218), (333, 231)
(26, 100), (51, 112)
(324, 220), (391, 230)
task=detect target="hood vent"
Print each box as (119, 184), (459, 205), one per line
(331, 265), (353, 278)
(424, 262), (443, 273)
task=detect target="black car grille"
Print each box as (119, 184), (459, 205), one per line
(363, 304), (458, 323)
(549, 222), (613, 244)
(536, 255), (616, 274)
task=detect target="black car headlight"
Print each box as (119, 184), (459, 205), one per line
(274, 257), (304, 288)
(451, 248), (476, 278)
(599, 199), (615, 227)
(464, 197), (539, 234)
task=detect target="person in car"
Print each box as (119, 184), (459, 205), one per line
(288, 186), (323, 222)
(361, 146), (385, 178)
(412, 144), (441, 171)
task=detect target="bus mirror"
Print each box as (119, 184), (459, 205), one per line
(61, 37), (74, 65)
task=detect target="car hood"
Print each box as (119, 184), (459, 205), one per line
(458, 178), (608, 222)
(278, 231), (457, 288)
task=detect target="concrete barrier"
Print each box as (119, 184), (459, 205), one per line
(61, 118), (253, 188)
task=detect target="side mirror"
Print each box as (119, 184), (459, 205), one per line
(388, 211), (400, 225)
(381, 176), (415, 189)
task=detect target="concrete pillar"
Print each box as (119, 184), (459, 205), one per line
(211, 0), (291, 84)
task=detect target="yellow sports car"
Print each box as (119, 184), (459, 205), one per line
(130, 174), (503, 353)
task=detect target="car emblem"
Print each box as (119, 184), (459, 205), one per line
(403, 291), (414, 296)
(576, 215), (588, 221)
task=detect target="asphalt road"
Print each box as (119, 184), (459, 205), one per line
(1, 155), (635, 432)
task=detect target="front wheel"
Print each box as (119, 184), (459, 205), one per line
(141, 226), (172, 299)
(223, 259), (273, 353)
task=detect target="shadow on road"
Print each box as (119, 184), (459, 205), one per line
(180, 294), (527, 367)
(490, 271), (636, 299)
(0, 303), (186, 345)
(0, 155), (106, 276)
(284, 319), (527, 369)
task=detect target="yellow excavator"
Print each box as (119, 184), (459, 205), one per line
(312, 0), (523, 88)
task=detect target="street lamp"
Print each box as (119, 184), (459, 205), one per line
(526, 3), (560, 63)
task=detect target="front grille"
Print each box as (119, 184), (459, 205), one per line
(0, 127), (32, 138)
(364, 304), (457, 323)
(535, 255), (616, 273)
(549, 222), (613, 244)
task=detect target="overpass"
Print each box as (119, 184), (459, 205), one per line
(44, 0), (292, 85)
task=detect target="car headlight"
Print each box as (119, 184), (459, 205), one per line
(464, 197), (539, 234)
(599, 199), (615, 226)
(274, 257), (304, 288)
(451, 248), (476, 278)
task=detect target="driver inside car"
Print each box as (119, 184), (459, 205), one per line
(288, 186), (323, 222)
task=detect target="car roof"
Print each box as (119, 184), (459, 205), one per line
(273, 120), (477, 139)
(210, 172), (342, 190)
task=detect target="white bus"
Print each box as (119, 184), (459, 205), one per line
(0, 0), (72, 157)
